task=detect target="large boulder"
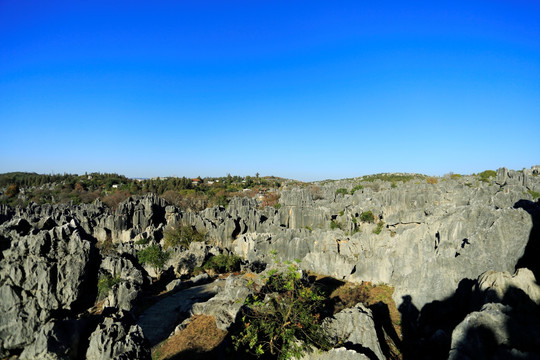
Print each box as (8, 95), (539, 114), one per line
(0, 220), (97, 355)
(448, 303), (540, 360)
(86, 313), (151, 360)
(190, 275), (253, 330)
(19, 319), (87, 360)
(448, 268), (540, 359)
(322, 303), (385, 360)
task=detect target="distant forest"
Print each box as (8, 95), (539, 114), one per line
(0, 172), (284, 211)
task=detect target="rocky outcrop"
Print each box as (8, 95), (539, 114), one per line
(19, 318), (87, 360)
(0, 220), (97, 355)
(86, 312), (151, 360)
(168, 241), (209, 277)
(302, 347), (372, 360)
(234, 168), (540, 310)
(1, 166), (539, 359)
(448, 269), (540, 359)
(322, 304), (385, 360)
(100, 254), (148, 312)
(190, 275), (253, 330)
(136, 280), (224, 346)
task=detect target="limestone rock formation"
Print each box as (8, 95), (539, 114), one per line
(322, 303), (385, 360)
(190, 275), (253, 330)
(86, 312), (151, 360)
(448, 269), (540, 359)
(0, 166), (539, 359)
(0, 220), (97, 355)
(19, 319), (87, 360)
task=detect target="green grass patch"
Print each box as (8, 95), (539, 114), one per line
(360, 210), (375, 223)
(529, 189), (540, 200)
(373, 221), (385, 235)
(350, 184), (364, 195)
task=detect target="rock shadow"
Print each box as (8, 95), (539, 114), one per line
(514, 199), (540, 281)
(399, 277), (540, 359)
(397, 198), (540, 359)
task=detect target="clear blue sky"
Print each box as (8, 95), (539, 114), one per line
(1, 1), (539, 181)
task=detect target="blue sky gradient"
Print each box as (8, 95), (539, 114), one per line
(1, 1), (539, 180)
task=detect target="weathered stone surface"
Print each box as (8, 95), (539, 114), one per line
(169, 241), (208, 277)
(165, 272), (211, 292)
(137, 280), (224, 346)
(301, 347), (371, 360)
(440, 269), (540, 360)
(86, 313), (151, 360)
(476, 268), (540, 305)
(232, 168), (540, 310)
(1, 166), (539, 358)
(191, 275), (252, 330)
(448, 303), (540, 360)
(322, 304), (385, 360)
(0, 221), (96, 354)
(19, 319), (87, 360)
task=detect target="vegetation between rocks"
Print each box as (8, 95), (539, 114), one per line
(203, 254), (242, 273)
(137, 244), (171, 277)
(233, 264), (331, 360)
(97, 274), (122, 300)
(163, 225), (205, 249)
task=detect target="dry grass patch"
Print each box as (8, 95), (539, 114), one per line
(331, 281), (401, 334)
(152, 315), (227, 360)
(331, 281), (402, 359)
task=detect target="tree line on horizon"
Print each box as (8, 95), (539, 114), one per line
(0, 172), (283, 210)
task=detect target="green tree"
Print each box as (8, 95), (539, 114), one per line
(137, 245), (170, 278)
(233, 263), (330, 359)
(163, 225), (205, 249)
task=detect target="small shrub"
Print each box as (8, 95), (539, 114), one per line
(350, 184), (364, 195)
(335, 188), (348, 196)
(163, 225), (205, 249)
(529, 189), (540, 200)
(361, 173), (424, 183)
(360, 210), (375, 223)
(135, 236), (152, 245)
(339, 210), (344, 217)
(450, 173), (462, 179)
(97, 274), (122, 300)
(233, 264), (331, 359)
(373, 221), (385, 235)
(96, 234), (116, 255)
(478, 170), (497, 183)
(137, 244), (171, 276)
(202, 254), (242, 273)
(5, 184), (19, 198)
(426, 177), (438, 184)
(391, 182), (397, 188)
(101, 190), (131, 210)
(330, 220), (341, 230)
(262, 192), (281, 208)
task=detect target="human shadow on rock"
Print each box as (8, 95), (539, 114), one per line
(400, 279), (540, 359)
(399, 278), (489, 359)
